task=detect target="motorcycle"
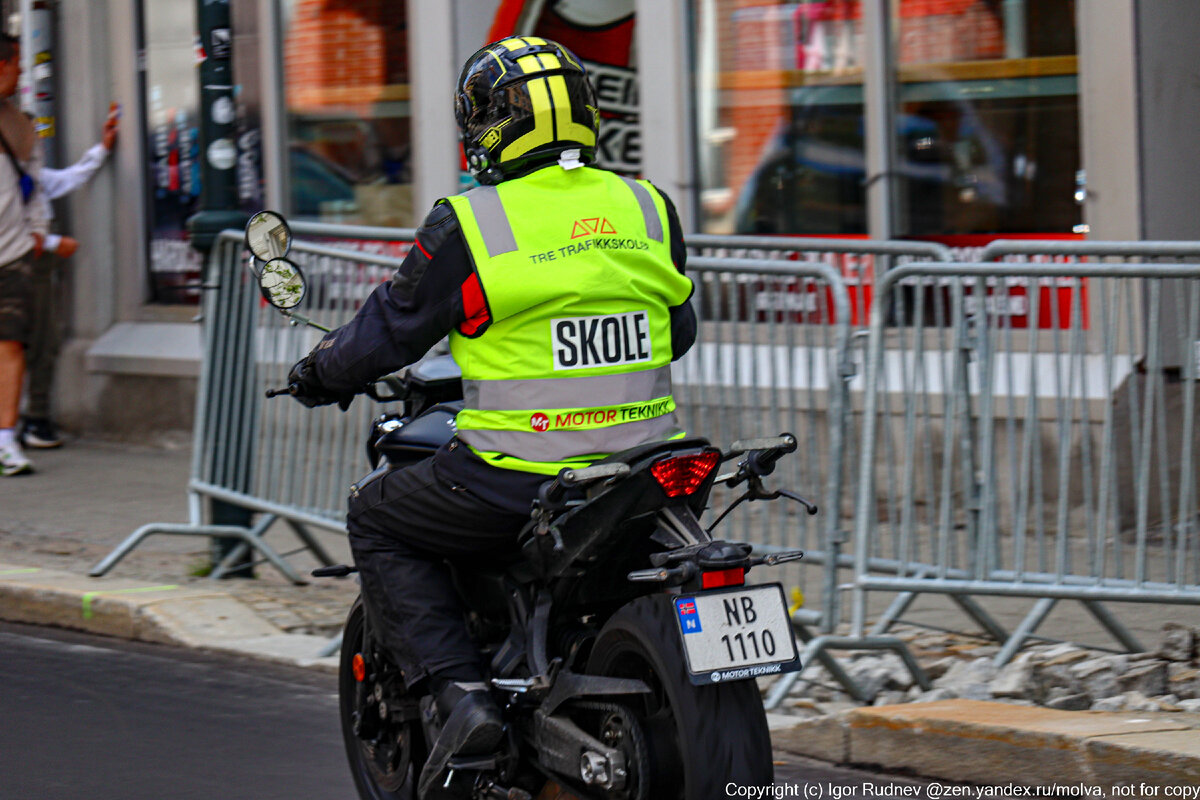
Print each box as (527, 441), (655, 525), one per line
(244, 212), (817, 800)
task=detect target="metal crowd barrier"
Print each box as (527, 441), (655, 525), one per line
(683, 235), (953, 635)
(848, 257), (1200, 669)
(675, 255), (853, 636)
(91, 229), (417, 583)
(90, 221), (1200, 706)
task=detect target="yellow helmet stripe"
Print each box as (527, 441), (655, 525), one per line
(500, 77), (556, 162)
(516, 55), (542, 74)
(498, 38), (525, 51)
(520, 36), (548, 46)
(548, 75), (596, 147)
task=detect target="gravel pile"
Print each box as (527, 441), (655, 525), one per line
(776, 622), (1200, 715)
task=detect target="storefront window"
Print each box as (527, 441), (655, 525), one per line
(693, 1), (867, 235)
(280, 0), (413, 227)
(142, 0), (204, 303)
(891, 0), (1080, 236)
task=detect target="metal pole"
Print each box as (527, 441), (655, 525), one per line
(187, 0), (252, 576)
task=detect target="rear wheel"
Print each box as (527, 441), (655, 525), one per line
(585, 595), (773, 799)
(339, 598), (426, 800)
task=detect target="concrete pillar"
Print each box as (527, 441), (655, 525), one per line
(408, 0), (459, 215)
(634, 0), (694, 231)
(1076, 0), (1141, 240)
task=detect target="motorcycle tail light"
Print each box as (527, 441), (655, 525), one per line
(701, 567), (745, 589)
(352, 653), (366, 682)
(650, 451), (720, 498)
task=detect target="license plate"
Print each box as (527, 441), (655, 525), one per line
(673, 584), (801, 686)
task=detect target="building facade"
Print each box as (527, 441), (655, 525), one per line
(7, 0), (1197, 434)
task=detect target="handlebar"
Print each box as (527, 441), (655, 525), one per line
(538, 462), (632, 510)
(721, 433), (797, 489)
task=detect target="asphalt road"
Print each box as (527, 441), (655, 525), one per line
(0, 622), (935, 800)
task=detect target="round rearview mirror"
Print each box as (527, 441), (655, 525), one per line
(258, 258), (307, 310)
(245, 210), (292, 261)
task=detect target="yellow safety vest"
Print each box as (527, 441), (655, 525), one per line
(443, 165), (693, 474)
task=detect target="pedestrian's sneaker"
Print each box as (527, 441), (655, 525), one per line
(0, 440), (33, 476)
(19, 418), (62, 449)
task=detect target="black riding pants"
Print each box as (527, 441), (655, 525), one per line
(346, 439), (546, 689)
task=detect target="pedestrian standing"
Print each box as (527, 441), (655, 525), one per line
(0, 32), (49, 476)
(19, 102), (119, 449)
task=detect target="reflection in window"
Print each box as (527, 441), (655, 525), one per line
(143, 0), (204, 303)
(692, 1), (1082, 238)
(892, 0), (1081, 236)
(694, 0), (867, 235)
(281, 0), (413, 227)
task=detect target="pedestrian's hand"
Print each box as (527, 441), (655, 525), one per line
(103, 102), (120, 150)
(56, 236), (79, 258)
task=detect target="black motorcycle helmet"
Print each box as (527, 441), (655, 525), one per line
(455, 36), (600, 185)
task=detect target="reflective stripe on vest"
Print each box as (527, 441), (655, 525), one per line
(619, 176), (664, 242)
(463, 365), (672, 411)
(468, 186), (518, 257)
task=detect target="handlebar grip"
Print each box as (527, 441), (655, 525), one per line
(738, 433), (797, 479)
(727, 433), (797, 457)
(558, 462), (631, 487)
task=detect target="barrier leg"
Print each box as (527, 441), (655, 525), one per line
(89, 522), (307, 585)
(949, 594), (1010, 642)
(993, 597), (1057, 666)
(1081, 599), (1144, 654)
(318, 632), (343, 658)
(869, 590), (918, 636)
(763, 635), (931, 709)
(284, 519), (338, 567)
(90, 523), (252, 577)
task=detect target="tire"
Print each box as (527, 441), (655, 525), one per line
(586, 595), (773, 799)
(339, 598), (424, 800)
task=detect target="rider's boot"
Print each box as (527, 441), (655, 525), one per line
(417, 681), (504, 799)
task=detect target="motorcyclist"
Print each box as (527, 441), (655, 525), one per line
(286, 36), (696, 798)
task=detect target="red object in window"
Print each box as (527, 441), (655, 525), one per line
(701, 568), (746, 589)
(650, 451), (720, 498)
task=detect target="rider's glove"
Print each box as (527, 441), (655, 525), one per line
(286, 351), (354, 410)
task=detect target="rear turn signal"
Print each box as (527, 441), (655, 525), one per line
(650, 451), (720, 498)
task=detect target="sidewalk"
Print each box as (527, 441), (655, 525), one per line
(3, 437), (1198, 787)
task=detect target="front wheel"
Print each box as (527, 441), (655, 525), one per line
(586, 595), (774, 799)
(339, 597), (426, 800)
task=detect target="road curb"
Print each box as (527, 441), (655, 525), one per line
(6, 564), (1199, 784)
(770, 699), (1200, 786)
(0, 563), (338, 672)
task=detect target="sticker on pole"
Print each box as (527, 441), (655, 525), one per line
(207, 138), (236, 170)
(211, 96), (235, 125)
